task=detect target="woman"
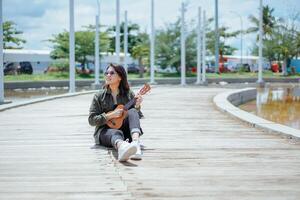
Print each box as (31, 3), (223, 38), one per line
(88, 64), (143, 162)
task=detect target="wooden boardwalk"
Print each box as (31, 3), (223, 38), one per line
(0, 85), (300, 200)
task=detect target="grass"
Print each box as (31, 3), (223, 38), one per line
(205, 71), (300, 78)
(4, 72), (94, 82)
(4, 71), (299, 82)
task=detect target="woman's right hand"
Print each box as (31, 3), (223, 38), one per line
(106, 108), (124, 120)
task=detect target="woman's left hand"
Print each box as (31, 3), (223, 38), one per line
(135, 94), (143, 108)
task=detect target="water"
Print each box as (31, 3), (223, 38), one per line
(3, 85), (143, 104)
(4, 86), (93, 103)
(240, 84), (300, 130)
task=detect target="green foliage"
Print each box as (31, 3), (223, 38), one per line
(248, 7), (300, 75)
(131, 32), (150, 78)
(48, 31), (69, 59)
(48, 26), (110, 68)
(49, 59), (69, 72)
(206, 24), (239, 57)
(132, 41), (149, 64)
(156, 19), (197, 70)
(155, 20), (181, 69)
(237, 65), (249, 73)
(3, 21), (26, 49)
(155, 18), (238, 71)
(246, 5), (278, 40)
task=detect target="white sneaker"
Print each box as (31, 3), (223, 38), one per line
(118, 140), (137, 162)
(130, 140), (143, 160)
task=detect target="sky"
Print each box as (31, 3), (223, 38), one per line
(3, 0), (300, 56)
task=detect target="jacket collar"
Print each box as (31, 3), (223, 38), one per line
(105, 87), (112, 94)
(101, 87), (111, 101)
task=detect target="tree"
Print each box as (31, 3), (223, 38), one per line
(206, 25), (239, 62)
(3, 21), (26, 49)
(131, 32), (150, 78)
(156, 20), (181, 70)
(48, 26), (110, 70)
(155, 19), (197, 71)
(246, 5), (278, 40)
(296, 30), (300, 59)
(155, 18), (238, 72)
(271, 14), (300, 75)
(247, 6), (300, 75)
(247, 5), (279, 68)
(49, 31), (69, 60)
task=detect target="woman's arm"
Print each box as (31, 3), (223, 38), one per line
(88, 94), (107, 126)
(88, 93), (124, 126)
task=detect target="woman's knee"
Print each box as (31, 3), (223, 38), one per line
(128, 108), (138, 116)
(112, 129), (124, 138)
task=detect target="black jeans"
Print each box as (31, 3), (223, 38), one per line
(99, 108), (142, 148)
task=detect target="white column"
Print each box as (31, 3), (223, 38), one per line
(116, 0), (120, 64)
(202, 10), (207, 83)
(92, 0), (101, 89)
(180, 2), (186, 86)
(258, 0), (264, 83)
(150, 0), (156, 84)
(124, 11), (128, 73)
(94, 15), (100, 86)
(215, 0), (219, 73)
(0, 0), (4, 103)
(69, 0), (75, 93)
(240, 16), (243, 66)
(196, 6), (202, 84)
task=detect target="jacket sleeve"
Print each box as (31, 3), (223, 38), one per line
(88, 94), (107, 126)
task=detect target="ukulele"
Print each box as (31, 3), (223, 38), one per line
(106, 83), (151, 129)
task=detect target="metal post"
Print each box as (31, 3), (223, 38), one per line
(0, 0), (4, 103)
(92, 0), (101, 89)
(124, 11), (128, 73)
(231, 11), (243, 67)
(94, 16), (100, 86)
(116, 0), (120, 64)
(202, 10), (207, 84)
(69, 0), (75, 93)
(180, 2), (186, 86)
(215, 0), (219, 73)
(150, 0), (156, 84)
(196, 6), (202, 84)
(241, 16), (243, 67)
(258, 0), (264, 84)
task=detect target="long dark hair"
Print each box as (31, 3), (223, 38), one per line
(104, 63), (130, 96)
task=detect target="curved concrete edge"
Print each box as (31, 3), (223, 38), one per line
(0, 90), (98, 112)
(213, 88), (300, 140)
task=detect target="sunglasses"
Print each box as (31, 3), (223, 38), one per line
(104, 71), (116, 76)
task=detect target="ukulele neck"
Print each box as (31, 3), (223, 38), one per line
(122, 83), (150, 111)
(124, 98), (136, 110)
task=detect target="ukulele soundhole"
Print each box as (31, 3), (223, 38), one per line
(111, 120), (116, 125)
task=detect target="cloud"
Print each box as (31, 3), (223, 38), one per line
(3, 0), (65, 19)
